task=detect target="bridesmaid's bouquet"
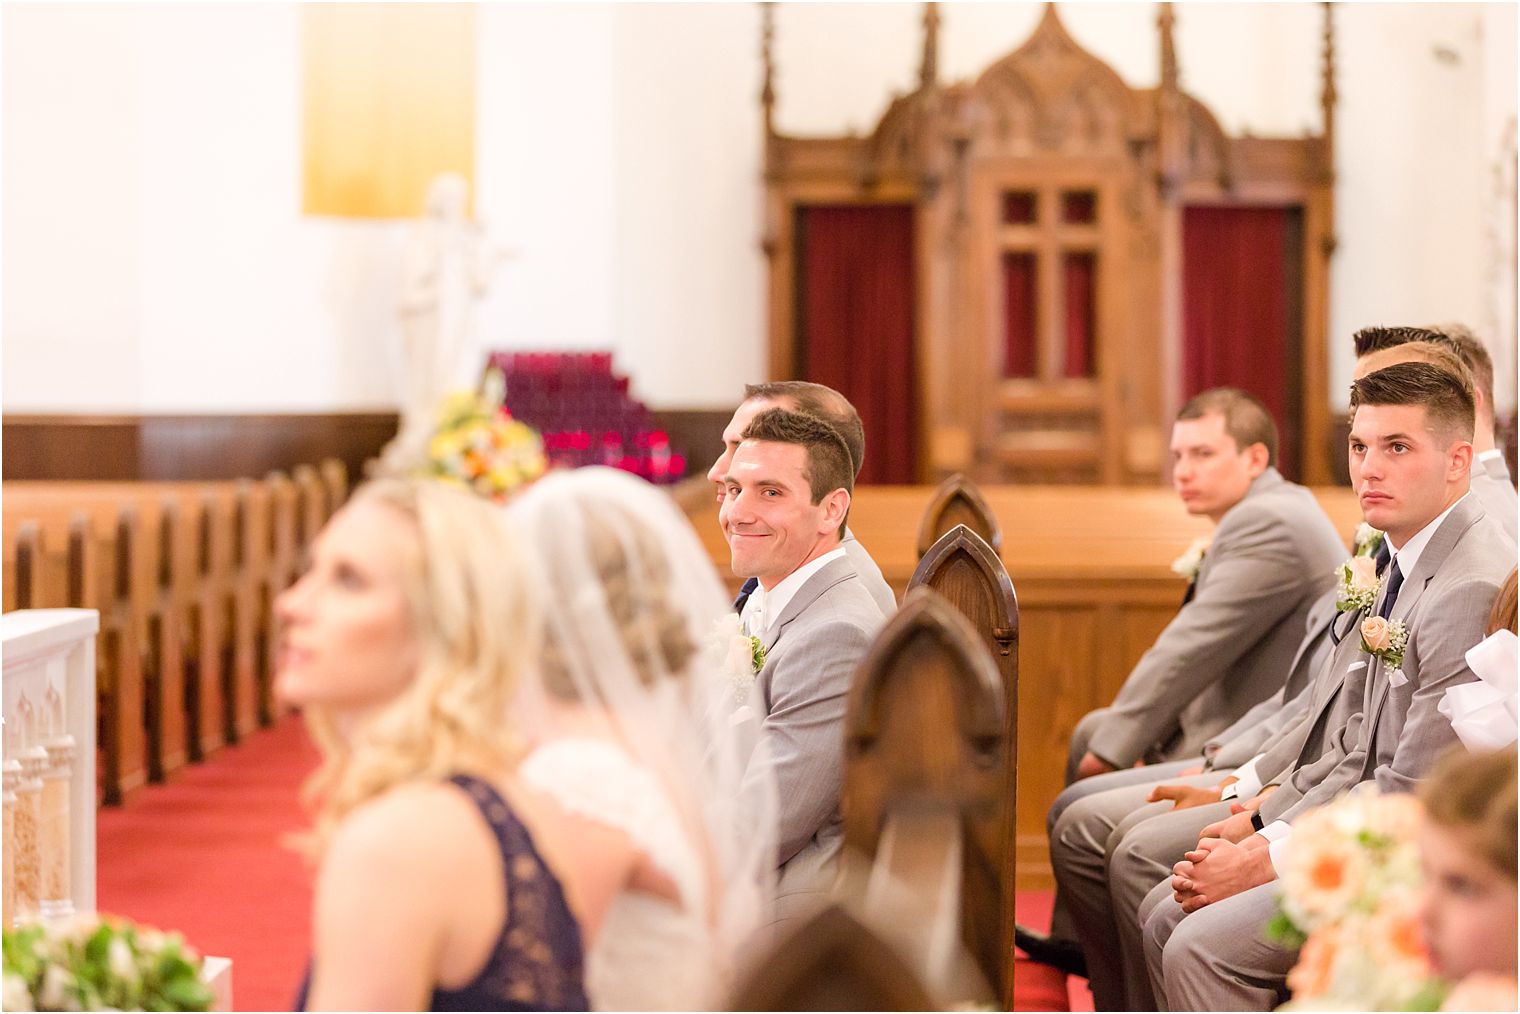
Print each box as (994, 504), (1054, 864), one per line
(2, 913), (214, 1012)
(1272, 786), (1443, 1011)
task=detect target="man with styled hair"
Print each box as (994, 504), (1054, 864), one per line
(722, 407), (885, 926)
(1143, 360), (1515, 1010)
(708, 381), (896, 615)
(1353, 323), (1516, 539)
(1021, 387), (1345, 990)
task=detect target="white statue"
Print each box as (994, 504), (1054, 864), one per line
(379, 173), (504, 474)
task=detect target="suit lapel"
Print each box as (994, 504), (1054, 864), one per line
(762, 557), (856, 655)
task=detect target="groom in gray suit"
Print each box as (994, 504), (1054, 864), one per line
(722, 407), (887, 927)
(1144, 360), (1515, 1010)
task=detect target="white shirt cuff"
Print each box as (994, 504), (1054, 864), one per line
(1262, 822), (1292, 874)
(1232, 757), (1263, 799)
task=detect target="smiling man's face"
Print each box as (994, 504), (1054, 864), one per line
(719, 438), (839, 588)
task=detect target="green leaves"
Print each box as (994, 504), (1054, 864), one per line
(2, 917), (213, 1012)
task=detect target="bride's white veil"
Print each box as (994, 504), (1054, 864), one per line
(505, 466), (778, 991)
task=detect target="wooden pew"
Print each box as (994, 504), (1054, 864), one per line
(840, 588), (1011, 1008)
(6, 521), (41, 612)
(915, 473), (1002, 558)
(221, 482), (261, 742)
(98, 508), (147, 804)
(142, 497), (190, 782)
(728, 905), (935, 1011)
(319, 457), (349, 517)
(260, 472), (299, 723)
(907, 525), (1018, 1001)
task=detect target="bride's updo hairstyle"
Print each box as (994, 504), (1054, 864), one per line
(540, 507), (698, 697)
(300, 478), (541, 855)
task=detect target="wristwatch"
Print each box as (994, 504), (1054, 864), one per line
(1250, 811), (1266, 832)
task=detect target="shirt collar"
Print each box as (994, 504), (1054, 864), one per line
(1386, 492), (1468, 579)
(753, 546), (849, 635)
(1478, 448), (1504, 464)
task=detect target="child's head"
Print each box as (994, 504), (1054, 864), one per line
(1418, 747), (1518, 981)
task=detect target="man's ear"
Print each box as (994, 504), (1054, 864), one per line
(819, 488), (850, 533)
(1244, 442), (1271, 478)
(1447, 439), (1475, 484)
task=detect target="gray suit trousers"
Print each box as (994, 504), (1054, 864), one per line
(1144, 882), (1293, 1011)
(1049, 771), (1226, 1010)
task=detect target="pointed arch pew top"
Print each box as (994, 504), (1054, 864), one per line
(915, 473), (1002, 559)
(843, 586), (1014, 1008)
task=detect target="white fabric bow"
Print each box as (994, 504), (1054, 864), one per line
(1439, 629), (1519, 751)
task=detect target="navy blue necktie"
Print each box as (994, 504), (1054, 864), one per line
(1377, 557), (1405, 620)
(733, 576), (758, 614)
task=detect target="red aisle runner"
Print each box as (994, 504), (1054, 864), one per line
(96, 716), (318, 1013)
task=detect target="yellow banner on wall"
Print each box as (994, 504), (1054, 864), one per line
(301, 4), (476, 219)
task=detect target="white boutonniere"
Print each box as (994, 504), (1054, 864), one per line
(710, 614), (766, 702)
(1352, 523), (1385, 558)
(1171, 536), (1210, 584)
(1359, 615), (1409, 683)
(1335, 525), (1386, 614)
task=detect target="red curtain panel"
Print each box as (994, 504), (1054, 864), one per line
(1063, 252), (1096, 379)
(1003, 252), (1039, 379)
(1182, 206), (1301, 479)
(797, 205), (918, 484)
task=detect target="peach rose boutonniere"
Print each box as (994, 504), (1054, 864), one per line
(1359, 615), (1409, 682)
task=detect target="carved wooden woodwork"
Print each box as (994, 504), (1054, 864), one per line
(843, 588), (1013, 1008)
(915, 473), (1003, 556)
(762, 2), (1337, 484)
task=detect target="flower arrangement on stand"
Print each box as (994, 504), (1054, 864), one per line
(1271, 784), (1515, 1012)
(423, 373), (547, 502)
(2, 914), (214, 1012)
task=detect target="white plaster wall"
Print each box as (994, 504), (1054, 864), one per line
(1, 2), (1513, 415)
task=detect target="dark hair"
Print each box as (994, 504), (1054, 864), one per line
(1176, 388), (1279, 467)
(741, 408), (854, 536)
(744, 381), (865, 480)
(1352, 325), (1447, 358)
(1350, 361), (1475, 444)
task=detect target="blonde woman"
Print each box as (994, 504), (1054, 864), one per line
(276, 479), (602, 1011)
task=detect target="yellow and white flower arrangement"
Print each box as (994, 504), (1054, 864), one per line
(424, 386), (547, 502)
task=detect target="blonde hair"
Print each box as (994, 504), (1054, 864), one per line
(540, 505), (696, 697)
(297, 478), (540, 857)
(1420, 747), (1518, 881)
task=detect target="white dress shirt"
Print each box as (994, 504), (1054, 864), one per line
(740, 546), (849, 638)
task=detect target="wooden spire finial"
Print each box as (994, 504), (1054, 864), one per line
(1320, 1), (1337, 142)
(919, 2), (941, 92)
(1158, 2), (1178, 93)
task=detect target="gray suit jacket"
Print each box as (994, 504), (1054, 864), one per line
(1205, 589), (1340, 770)
(747, 556), (886, 921)
(1474, 453), (1517, 541)
(1089, 469), (1347, 767)
(1261, 495), (1516, 824)
(843, 529), (898, 616)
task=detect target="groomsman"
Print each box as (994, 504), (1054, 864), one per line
(723, 408), (887, 926)
(1061, 330), (1509, 1009)
(709, 381), (896, 615)
(1355, 324), (1516, 539)
(1144, 361), (1515, 1010)
(1022, 388), (1345, 981)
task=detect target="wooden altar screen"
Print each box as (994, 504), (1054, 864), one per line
(761, 2), (1337, 485)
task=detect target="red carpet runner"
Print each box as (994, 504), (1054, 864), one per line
(97, 715), (1092, 1012)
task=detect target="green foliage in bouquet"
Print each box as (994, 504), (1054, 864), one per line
(2, 915), (215, 1012)
(425, 379), (547, 502)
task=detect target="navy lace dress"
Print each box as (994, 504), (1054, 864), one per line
(295, 774), (589, 1012)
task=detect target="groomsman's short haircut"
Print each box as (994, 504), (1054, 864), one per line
(1425, 323), (1496, 413)
(1350, 361), (1476, 444)
(1176, 387), (1279, 467)
(1356, 323), (1495, 413)
(1352, 325), (1446, 358)
(744, 380), (866, 480)
(742, 408), (854, 534)
(1362, 341), (1476, 402)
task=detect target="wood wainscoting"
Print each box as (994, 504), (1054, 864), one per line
(2, 410), (733, 485)
(684, 484), (1363, 889)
